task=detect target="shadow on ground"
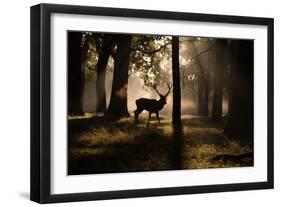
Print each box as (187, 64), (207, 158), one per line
(68, 114), (253, 175)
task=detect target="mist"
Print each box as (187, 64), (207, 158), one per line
(82, 69), (228, 116)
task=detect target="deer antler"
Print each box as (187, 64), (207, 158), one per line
(164, 83), (173, 97)
(153, 84), (162, 96)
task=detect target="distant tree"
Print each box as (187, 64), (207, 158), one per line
(188, 38), (213, 116)
(80, 33), (97, 112)
(180, 59), (197, 105)
(224, 40), (253, 139)
(190, 41), (205, 116)
(211, 39), (227, 122)
(203, 71), (210, 116)
(172, 36), (181, 125)
(68, 32), (84, 115)
(106, 35), (132, 118)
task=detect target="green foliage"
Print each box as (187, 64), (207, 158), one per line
(80, 32), (220, 99)
(129, 35), (172, 88)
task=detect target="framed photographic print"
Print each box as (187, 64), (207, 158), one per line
(30, 3), (274, 203)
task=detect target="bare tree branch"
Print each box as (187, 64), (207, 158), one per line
(131, 42), (172, 55)
(190, 46), (214, 60)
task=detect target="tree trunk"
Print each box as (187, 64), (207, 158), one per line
(80, 35), (91, 113)
(68, 32), (84, 115)
(172, 37), (181, 125)
(211, 40), (226, 122)
(198, 71), (205, 115)
(191, 42), (205, 116)
(224, 40), (253, 139)
(202, 72), (210, 116)
(96, 35), (114, 113)
(106, 35), (132, 118)
(225, 41), (239, 117)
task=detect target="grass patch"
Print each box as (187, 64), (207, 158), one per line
(68, 114), (253, 175)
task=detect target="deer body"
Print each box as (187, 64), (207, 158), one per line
(134, 84), (172, 125)
(136, 98), (166, 112)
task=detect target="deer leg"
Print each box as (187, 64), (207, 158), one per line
(147, 112), (152, 127)
(156, 112), (160, 124)
(134, 109), (140, 124)
(134, 110), (138, 123)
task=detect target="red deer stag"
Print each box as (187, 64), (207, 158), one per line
(134, 83), (172, 125)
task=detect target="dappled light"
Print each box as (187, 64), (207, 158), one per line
(67, 31), (254, 175)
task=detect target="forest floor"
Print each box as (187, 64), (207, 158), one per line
(68, 113), (253, 175)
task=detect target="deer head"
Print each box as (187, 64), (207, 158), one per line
(153, 83), (173, 105)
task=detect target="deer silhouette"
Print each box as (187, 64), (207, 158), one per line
(134, 83), (172, 125)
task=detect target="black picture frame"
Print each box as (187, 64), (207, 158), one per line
(30, 3), (274, 204)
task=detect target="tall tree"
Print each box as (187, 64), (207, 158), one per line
(191, 42), (205, 116)
(80, 33), (94, 113)
(68, 32), (84, 115)
(172, 36), (181, 125)
(106, 35), (132, 118)
(189, 39), (214, 116)
(96, 35), (114, 113)
(224, 40), (253, 139)
(202, 71), (210, 116)
(211, 40), (227, 122)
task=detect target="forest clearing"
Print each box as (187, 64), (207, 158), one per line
(67, 32), (254, 174)
(68, 114), (253, 175)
